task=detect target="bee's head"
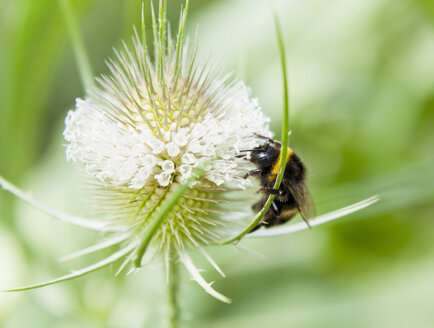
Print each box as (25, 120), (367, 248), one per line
(248, 143), (280, 167)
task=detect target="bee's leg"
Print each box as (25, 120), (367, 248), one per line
(261, 201), (279, 226)
(243, 169), (262, 179)
(258, 187), (279, 195)
(271, 207), (298, 226)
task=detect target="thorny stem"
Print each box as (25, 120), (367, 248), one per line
(167, 248), (180, 328)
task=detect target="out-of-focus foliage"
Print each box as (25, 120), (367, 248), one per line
(0, 0), (433, 327)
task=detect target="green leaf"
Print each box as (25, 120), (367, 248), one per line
(0, 176), (115, 231)
(248, 196), (380, 238)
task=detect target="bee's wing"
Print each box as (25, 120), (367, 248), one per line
(288, 183), (316, 228)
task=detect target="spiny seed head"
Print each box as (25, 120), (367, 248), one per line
(63, 0), (270, 293)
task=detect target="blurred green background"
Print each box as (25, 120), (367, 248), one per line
(1, 0), (434, 327)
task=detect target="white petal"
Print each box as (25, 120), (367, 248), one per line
(178, 165), (193, 178)
(161, 160), (175, 173)
(148, 138), (165, 154)
(155, 172), (172, 187)
(140, 154), (158, 167)
(206, 172), (225, 186)
(181, 153), (196, 165)
(187, 139), (203, 153)
(166, 142), (181, 157)
(174, 133), (188, 147)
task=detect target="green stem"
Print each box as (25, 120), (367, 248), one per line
(58, 0), (94, 91)
(167, 250), (180, 328)
(273, 9), (289, 149)
(219, 7), (290, 245)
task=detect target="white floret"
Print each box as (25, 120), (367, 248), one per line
(63, 48), (271, 191)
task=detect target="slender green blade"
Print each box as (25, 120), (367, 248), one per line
(219, 6), (290, 245)
(3, 244), (135, 292)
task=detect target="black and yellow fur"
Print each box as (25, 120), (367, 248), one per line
(243, 136), (315, 232)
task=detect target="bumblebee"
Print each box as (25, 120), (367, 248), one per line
(242, 135), (315, 232)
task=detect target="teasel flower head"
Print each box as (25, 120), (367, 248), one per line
(61, 0), (271, 302)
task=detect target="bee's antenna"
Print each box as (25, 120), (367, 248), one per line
(239, 148), (264, 153)
(253, 133), (281, 145)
